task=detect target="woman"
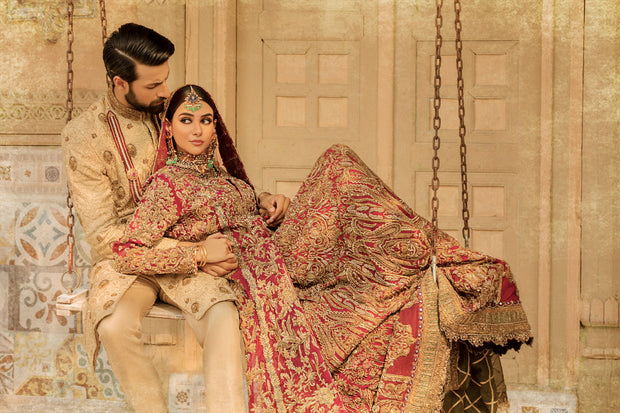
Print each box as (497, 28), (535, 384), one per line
(114, 84), (532, 412)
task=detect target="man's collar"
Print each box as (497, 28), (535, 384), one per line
(106, 85), (148, 122)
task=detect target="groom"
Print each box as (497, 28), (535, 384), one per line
(62, 22), (288, 413)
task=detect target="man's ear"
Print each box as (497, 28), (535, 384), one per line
(113, 75), (129, 92)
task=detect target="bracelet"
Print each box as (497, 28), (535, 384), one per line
(194, 245), (208, 268)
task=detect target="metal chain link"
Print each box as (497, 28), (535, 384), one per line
(430, 0), (443, 284)
(63, 0), (79, 292)
(430, 0), (443, 254)
(65, 192), (76, 279)
(99, 0), (108, 45)
(454, 0), (471, 248)
(65, 0), (74, 123)
(65, 0), (75, 266)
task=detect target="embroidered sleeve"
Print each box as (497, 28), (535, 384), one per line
(112, 173), (197, 275)
(62, 120), (126, 260)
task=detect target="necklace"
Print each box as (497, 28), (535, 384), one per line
(167, 139), (221, 178)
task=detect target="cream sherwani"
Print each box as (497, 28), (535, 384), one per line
(61, 88), (236, 369)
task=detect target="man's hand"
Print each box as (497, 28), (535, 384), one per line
(257, 192), (290, 227)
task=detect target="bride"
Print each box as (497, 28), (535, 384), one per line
(111, 84), (532, 412)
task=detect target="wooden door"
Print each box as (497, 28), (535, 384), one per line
(236, 0), (380, 196)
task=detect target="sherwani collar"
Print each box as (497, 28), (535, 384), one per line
(106, 85), (149, 122)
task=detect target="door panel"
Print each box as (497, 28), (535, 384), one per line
(237, 0), (378, 196)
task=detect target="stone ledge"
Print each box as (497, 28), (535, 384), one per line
(506, 388), (577, 413)
(0, 395), (130, 413)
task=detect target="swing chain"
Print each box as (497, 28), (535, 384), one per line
(454, 0), (471, 248)
(63, 0), (108, 292)
(99, 0), (108, 46)
(65, 0), (74, 123)
(62, 0), (79, 293)
(430, 0), (443, 252)
(63, 190), (78, 292)
(430, 0), (443, 284)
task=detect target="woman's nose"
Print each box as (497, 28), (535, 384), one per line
(193, 121), (202, 135)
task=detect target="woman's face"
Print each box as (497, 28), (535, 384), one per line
(170, 100), (216, 156)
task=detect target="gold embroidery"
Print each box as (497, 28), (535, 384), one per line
(112, 183), (125, 200)
(127, 144), (137, 157)
(99, 144), (529, 411)
(103, 150), (113, 163)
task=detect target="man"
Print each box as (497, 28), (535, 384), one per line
(62, 23), (287, 413)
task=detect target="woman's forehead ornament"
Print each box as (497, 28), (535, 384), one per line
(184, 86), (203, 112)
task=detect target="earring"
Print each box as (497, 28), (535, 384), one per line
(206, 136), (217, 169)
(165, 127), (178, 166)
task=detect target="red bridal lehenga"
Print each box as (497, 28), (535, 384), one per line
(274, 145), (532, 412)
(116, 144), (532, 413)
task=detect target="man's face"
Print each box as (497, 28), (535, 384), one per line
(117, 61), (170, 113)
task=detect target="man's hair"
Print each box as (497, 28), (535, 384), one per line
(103, 23), (175, 83)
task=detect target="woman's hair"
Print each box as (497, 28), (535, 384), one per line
(166, 85), (253, 188)
(103, 23), (175, 83)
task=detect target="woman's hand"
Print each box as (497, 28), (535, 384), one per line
(201, 256), (238, 277)
(258, 192), (291, 227)
(197, 233), (238, 277)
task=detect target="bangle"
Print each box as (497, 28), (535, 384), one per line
(194, 245), (208, 268)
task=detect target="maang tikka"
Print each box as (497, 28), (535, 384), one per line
(184, 86), (202, 112)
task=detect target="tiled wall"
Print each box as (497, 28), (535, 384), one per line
(0, 146), (126, 406)
(0, 147), (210, 412)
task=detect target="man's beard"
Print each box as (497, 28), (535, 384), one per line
(125, 86), (165, 114)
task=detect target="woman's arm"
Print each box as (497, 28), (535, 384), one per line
(112, 173), (197, 275)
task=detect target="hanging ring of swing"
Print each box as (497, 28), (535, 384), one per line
(61, 269), (81, 294)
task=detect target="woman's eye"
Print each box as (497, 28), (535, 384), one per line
(201, 118), (212, 125)
(180, 118), (192, 124)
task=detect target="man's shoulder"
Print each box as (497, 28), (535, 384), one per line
(62, 95), (108, 136)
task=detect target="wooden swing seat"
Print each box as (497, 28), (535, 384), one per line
(55, 289), (185, 320)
